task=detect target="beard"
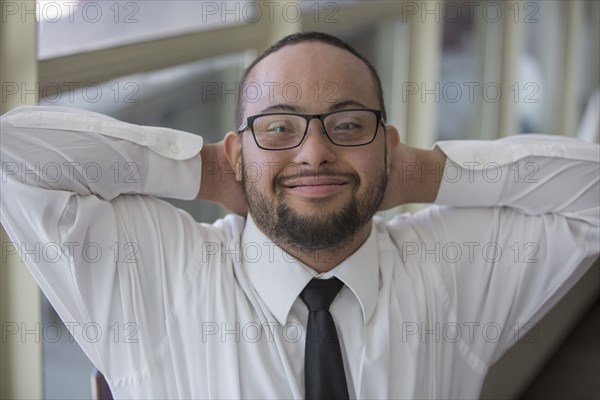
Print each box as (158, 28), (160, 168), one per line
(243, 158), (387, 252)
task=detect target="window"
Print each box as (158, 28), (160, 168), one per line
(37, 0), (254, 59)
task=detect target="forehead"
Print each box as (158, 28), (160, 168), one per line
(243, 42), (380, 115)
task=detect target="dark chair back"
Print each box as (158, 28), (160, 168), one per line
(91, 368), (113, 400)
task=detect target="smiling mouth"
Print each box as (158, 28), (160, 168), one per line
(281, 176), (352, 197)
(284, 178), (349, 188)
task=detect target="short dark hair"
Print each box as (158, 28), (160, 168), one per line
(235, 31), (387, 127)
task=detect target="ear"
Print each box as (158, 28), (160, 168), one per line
(384, 125), (400, 176)
(223, 131), (242, 182)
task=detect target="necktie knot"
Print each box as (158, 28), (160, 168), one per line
(300, 277), (344, 312)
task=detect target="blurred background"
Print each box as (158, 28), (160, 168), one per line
(1, 0), (598, 398)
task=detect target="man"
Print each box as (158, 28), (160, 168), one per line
(1, 32), (598, 399)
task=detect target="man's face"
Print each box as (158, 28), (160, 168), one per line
(236, 42), (390, 251)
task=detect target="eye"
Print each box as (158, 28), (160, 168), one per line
(265, 123), (289, 134)
(334, 121), (361, 131)
(330, 119), (364, 134)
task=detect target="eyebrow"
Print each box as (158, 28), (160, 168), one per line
(258, 100), (371, 114)
(259, 104), (299, 114)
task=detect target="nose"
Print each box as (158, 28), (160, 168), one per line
(293, 118), (337, 167)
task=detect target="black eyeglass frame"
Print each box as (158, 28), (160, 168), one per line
(237, 108), (386, 151)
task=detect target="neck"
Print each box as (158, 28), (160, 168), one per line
(277, 222), (372, 273)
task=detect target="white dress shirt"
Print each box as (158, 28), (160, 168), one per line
(1, 106), (598, 399)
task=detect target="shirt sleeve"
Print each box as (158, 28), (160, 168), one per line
(400, 134), (599, 366)
(0, 106), (217, 381)
(1, 105), (204, 200)
(434, 134), (599, 217)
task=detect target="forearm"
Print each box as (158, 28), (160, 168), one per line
(401, 146), (447, 204)
(196, 141), (247, 215)
(197, 142), (226, 202)
(382, 144), (447, 208)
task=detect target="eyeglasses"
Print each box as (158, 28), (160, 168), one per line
(237, 109), (385, 150)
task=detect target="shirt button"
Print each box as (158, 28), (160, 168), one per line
(170, 142), (180, 154)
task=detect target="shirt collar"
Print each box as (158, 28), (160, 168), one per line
(242, 214), (379, 326)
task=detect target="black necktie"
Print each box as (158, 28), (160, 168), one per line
(300, 277), (349, 400)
